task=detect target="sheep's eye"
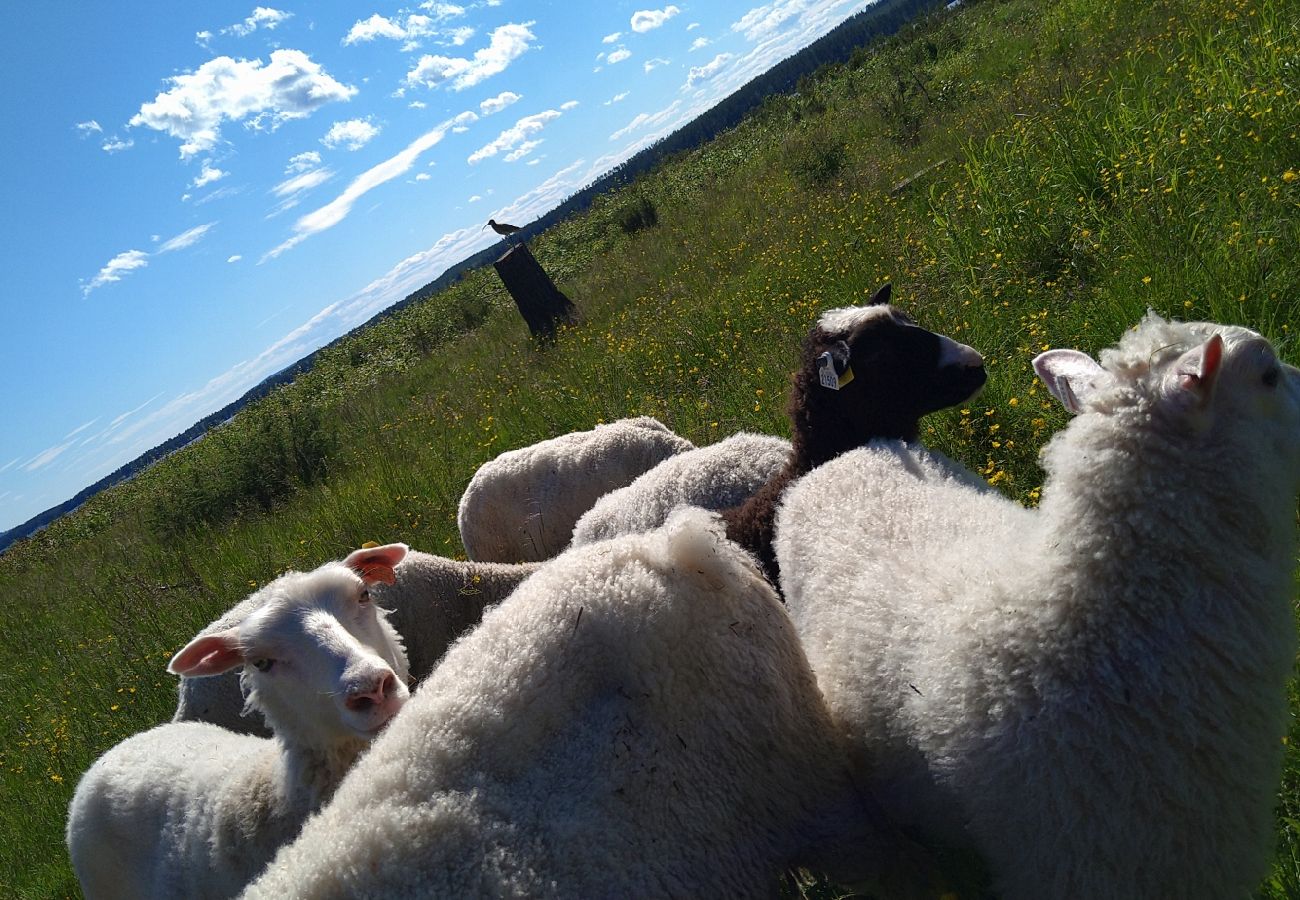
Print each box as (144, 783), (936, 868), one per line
(358, 589), (372, 605)
(1262, 366), (1280, 388)
(251, 658), (274, 673)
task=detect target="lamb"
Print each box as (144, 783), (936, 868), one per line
(175, 551), (538, 737)
(67, 544), (412, 900)
(722, 283), (986, 584)
(241, 509), (937, 899)
(774, 312), (1300, 898)
(457, 415), (694, 562)
(568, 431), (792, 546)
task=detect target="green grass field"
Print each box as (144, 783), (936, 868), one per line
(4, 0), (1298, 894)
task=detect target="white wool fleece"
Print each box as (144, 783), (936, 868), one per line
(457, 416), (694, 562)
(776, 312), (1300, 899)
(570, 431), (791, 546)
(244, 508), (930, 899)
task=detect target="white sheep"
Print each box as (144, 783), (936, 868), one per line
(457, 415), (694, 562)
(568, 431), (791, 546)
(775, 312), (1300, 898)
(241, 509), (935, 898)
(175, 551), (537, 736)
(66, 544), (412, 900)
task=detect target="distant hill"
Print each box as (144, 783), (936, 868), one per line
(0, 0), (941, 554)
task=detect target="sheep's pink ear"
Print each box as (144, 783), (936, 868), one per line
(168, 630), (244, 677)
(1033, 349), (1108, 415)
(1171, 334), (1223, 407)
(867, 282), (892, 307)
(344, 543), (409, 585)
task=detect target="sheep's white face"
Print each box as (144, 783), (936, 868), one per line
(169, 545), (411, 747)
(236, 567), (410, 744)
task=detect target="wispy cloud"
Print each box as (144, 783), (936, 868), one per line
(602, 31), (623, 43)
(223, 7), (293, 38)
(285, 151), (321, 173)
(82, 250), (149, 296)
(644, 57), (670, 72)
(690, 36), (712, 51)
(321, 118), (380, 150)
(405, 22), (536, 92)
(468, 109), (564, 164)
(632, 6), (681, 32)
(606, 47), (632, 65)
(75, 120), (102, 137)
(101, 136), (134, 153)
(610, 99), (682, 141)
(272, 168), (334, 198)
(264, 121), (452, 260)
(228, 255), (243, 263)
(24, 419), (99, 472)
(130, 50), (356, 159)
(158, 223), (215, 253)
(605, 91), (630, 105)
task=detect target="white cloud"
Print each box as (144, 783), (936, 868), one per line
(686, 52), (733, 88)
(409, 99), (428, 109)
(224, 7), (293, 38)
(469, 194), (482, 202)
(607, 47), (632, 64)
(158, 223), (215, 253)
(130, 50), (357, 159)
(602, 31), (622, 43)
(405, 22), (535, 92)
(733, 0), (814, 41)
(421, 2), (467, 19)
(480, 91), (521, 116)
(265, 121), (452, 259)
(414, 172), (431, 181)
(444, 26), (476, 46)
(631, 6), (681, 32)
(75, 120), (102, 137)
(560, 100), (579, 111)
(344, 12), (449, 45)
(606, 91), (629, 104)
(286, 150), (321, 173)
(610, 99), (682, 140)
(644, 57), (670, 72)
(321, 118), (381, 150)
(196, 29), (214, 47)
(102, 137), (134, 153)
(191, 162), (228, 189)
(272, 168), (333, 197)
(228, 255), (243, 263)
(82, 249), (149, 296)
(467, 108), (562, 164)
(25, 440), (77, 472)
(690, 36), (712, 50)
(503, 140), (542, 162)
(451, 110), (479, 132)
(688, 21), (700, 30)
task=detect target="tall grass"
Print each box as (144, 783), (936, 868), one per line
(4, 0), (1298, 894)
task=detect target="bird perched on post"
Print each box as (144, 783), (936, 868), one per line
(485, 218), (521, 238)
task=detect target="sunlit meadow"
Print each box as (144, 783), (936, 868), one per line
(3, 0), (1298, 894)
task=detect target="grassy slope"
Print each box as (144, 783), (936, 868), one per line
(4, 0), (1298, 894)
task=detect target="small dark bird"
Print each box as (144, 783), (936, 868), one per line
(484, 218), (521, 237)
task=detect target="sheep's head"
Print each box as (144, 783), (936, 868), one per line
(168, 544), (412, 747)
(1034, 312), (1300, 497)
(795, 284), (986, 454)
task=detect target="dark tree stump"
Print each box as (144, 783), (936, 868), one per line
(493, 244), (577, 338)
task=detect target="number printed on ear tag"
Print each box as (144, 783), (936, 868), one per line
(817, 351), (841, 390)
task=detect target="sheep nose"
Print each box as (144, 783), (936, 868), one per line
(345, 671), (396, 712)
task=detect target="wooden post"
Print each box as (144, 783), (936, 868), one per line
(492, 244), (577, 338)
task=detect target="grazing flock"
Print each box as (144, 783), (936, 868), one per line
(66, 286), (1300, 899)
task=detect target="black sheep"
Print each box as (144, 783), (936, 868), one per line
(721, 283), (986, 587)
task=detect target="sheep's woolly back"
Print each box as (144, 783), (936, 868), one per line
(457, 416), (694, 562)
(776, 313), (1300, 898)
(244, 508), (919, 898)
(569, 432), (791, 547)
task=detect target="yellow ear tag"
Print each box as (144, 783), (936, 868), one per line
(837, 365), (855, 389)
(361, 541), (381, 549)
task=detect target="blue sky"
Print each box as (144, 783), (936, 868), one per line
(0, 0), (871, 532)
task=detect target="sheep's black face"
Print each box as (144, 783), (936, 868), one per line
(804, 304), (986, 446)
